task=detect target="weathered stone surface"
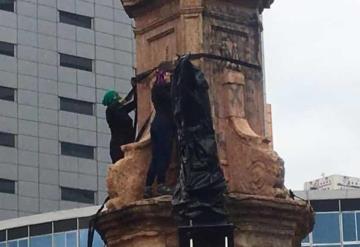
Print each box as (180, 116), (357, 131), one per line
(107, 0), (286, 210)
(120, 0), (275, 17)
(106, 134), (152, 210)
(107, 131), (178, 210)
(97, 195), (314, 247)
(100, 1), (314, 246)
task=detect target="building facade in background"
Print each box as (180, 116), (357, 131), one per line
(0, 0), (134, 220)
(296, 189), (360, 247)
(304, 175), (360, 191)
(0, 206), (104, 246)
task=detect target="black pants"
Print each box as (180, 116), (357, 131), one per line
(109, 134), (134, 164)
(110, 145), (124, 164)
(146, 116), (174, 186)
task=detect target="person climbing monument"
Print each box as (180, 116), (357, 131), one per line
(144, 67), (175, 198)
(102, 90), (136, 164)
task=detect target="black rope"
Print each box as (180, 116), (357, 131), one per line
(131, 67), (157, 84)
(135, 111), (153, 142)
(188, 53), (262, 71)
(289, 189), (312, 206)
(130, 53), (262, 85)
(87, 196), (110, 247)
(133, 83), (138, 141)
(128, 52), (261, 143)
(123, 87), (135, 102)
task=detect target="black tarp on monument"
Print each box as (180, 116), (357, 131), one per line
(171, 55), (227, 224)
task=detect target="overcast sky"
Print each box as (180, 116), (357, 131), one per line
(262, 0), (360, 190)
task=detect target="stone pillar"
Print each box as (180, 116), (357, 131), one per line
(97, 0), (314, 246)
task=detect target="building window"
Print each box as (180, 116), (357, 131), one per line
(342, 212), (356, 242)
(61, 187), (95, 204)
(341, 199), (360, 211)
(312, 213), (340, 244)
(60, 142), (94, 159)
(8, 227), (27, 240)
(30, 235), (51, 247)
(30, 223), (52, 237)
(59, 10), (92, 29)
(0, 0), (15, 12)
(54, 219), (77, 233)
(59, 53), (92, 72)
(0, 230), (5, 243)
(0, 132), (15, 147)
(59, 97), (94, 115)
(0, 41), (15, 57)
(310, 199), (339, 212)
(0, 178), (15, 194)
(0, 86), (15, 101)
(78, 217), (91, 229)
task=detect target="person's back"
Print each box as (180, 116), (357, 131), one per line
(151, 83), (173, 125)
(102, 90), (136, 163)
(106, 101), (135, 146)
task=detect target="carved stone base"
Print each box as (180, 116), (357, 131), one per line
(96, 195), (313, 247)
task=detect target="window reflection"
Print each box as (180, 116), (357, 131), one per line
(93, 232), (104, 247)
(312, 213), (340, 244)
(30, 235), (52, 247)
(313, 246), (340, 247)
(66, 232), (77, 247)
(54, 233), (65, 247)
(1, 225), (103, 247)
(357, 213), (360, 241)
(79, 229), (87, 247)
(343, 212), (356, 241)
(8, 241), (17, 247)
(18, 239), (28, 247)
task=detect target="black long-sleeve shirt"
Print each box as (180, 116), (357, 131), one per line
(151, 83), (172, 120)
(106, 100), (136, 146)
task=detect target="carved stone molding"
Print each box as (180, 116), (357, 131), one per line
(96, 195), (313, 247)
(120, 0), (275, 18)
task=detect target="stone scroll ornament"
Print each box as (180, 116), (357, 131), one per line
(171, 55), (227, 224)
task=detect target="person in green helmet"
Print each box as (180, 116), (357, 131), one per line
(102, 90), (136, 163)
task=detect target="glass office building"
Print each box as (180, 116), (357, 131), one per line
(0, 0), (135, 221)
(296, 190), (360, 247)
(0, 206), (104, 247)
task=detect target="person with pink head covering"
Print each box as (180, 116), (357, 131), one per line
(144, 68), (174, 198)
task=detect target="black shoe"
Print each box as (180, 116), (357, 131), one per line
(157, 184), (173, 196)
(143, 186), (153, 199)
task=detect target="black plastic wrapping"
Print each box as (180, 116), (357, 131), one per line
(171, 55), (227, 224)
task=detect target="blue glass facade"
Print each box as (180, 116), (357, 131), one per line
(0, 230), (103, 247)
(302, 209), (360, 246)
(0, 217), (104, 247)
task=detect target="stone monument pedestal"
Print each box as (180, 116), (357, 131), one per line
(96, 1), (315, 246)
(96, 195), (313, 247)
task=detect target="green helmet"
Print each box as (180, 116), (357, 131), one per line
(102, 90), (120, 106)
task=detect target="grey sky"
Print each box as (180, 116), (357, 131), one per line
(263, 0), (360, 189)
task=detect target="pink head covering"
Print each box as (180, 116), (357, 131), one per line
(155, 70), (166, 85)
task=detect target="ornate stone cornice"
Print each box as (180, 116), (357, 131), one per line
(120, 0), (275, 18)
(96, 194), (313, 246)
(120, 0), (152, 17)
